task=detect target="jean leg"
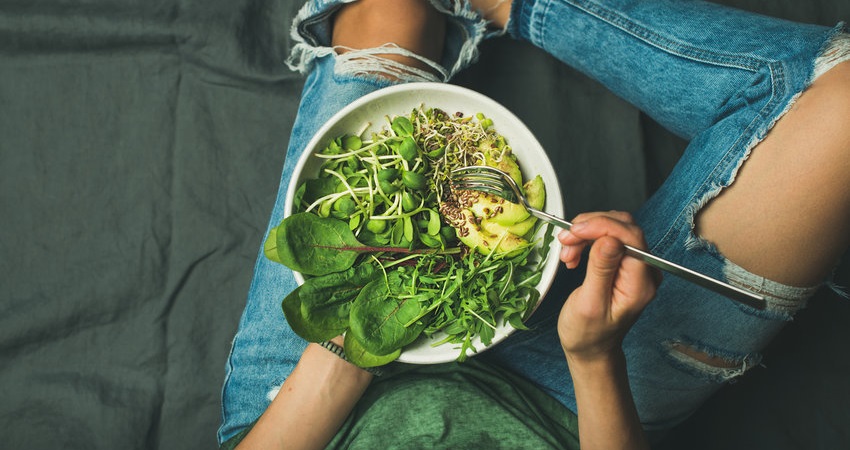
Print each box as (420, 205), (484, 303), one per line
(218, 0), (497, 442)
(493, 0), (848, 430)
(217, 56), (401, 444)
(509, 0), (835, 139)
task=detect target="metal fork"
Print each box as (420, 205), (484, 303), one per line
(450, 165), (766, 310)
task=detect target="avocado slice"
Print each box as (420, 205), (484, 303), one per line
(467, 193), (530, 226)
(482, 214), (536, 237)
(453, 209), (528, 256)
(523, 175), (546, 209)
(481, 140), (523, 186)
(480, 175), (546, 237)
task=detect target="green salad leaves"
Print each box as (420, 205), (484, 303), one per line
(264, 106), (552, 367)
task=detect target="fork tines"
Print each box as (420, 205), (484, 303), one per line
(449, 166), (518, 201)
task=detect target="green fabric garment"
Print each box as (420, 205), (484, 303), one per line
(222, 359), (579, 449)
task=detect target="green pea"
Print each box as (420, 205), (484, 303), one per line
(480, 118), (493, 129)
(402, 171), (427, 191)
(398, 136), (419, 162)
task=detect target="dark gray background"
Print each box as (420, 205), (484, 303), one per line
(1, 1), (847, 448)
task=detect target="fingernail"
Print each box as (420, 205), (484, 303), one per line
(570, 221), (586, 232)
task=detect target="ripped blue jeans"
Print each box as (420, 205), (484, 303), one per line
(218, 0), (850, 443)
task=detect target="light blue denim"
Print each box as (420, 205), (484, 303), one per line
(218, 0), (850, 443)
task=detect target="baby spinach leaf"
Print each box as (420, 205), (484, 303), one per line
(272, 213), (363, 276)
(344, 333), (401, 368)
(281, 264), (381, 342)
(281, 287), (346, 342)
(349, 273), (428, 356)
(263, 227), (282, 264)
(301, 178), (339, 206)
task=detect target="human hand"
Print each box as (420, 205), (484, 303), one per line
(557, 212), (658, 364)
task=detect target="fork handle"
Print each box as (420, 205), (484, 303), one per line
(528, 208), (767, 310)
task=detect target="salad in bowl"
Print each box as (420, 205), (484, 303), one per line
(265, 83), (563, 366)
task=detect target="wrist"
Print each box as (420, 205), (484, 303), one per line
(313, 340), (384, 377)
(564, 347), (626, 377)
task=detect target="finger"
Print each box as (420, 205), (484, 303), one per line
(558, 229), (589, 269)
(581, 236), (626, 301)
(559, 242), (586, 269)
(558, 212), (641, 269)
(567, 215), (648, 252)
(561, 211), (637, 246)
(571, 210), (635, 227)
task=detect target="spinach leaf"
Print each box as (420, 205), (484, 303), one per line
(282, 287), (344, 342)
(301, 177), (339, 207)
(349, 273), (428, 356)
(344, 333), (401, 368)
(271, 213), (362, 276)
(281, 264), (381, 342)
(263, 226), (282, 264)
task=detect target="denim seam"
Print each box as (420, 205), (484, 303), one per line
(217, 337), (237, 443)
(563, 0), (766, 72)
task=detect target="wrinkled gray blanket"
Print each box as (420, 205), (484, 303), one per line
(1, 0), (847, 448)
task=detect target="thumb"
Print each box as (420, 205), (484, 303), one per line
(583, 236), (626, 298)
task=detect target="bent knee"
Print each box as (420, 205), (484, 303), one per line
(694, 57), (850, 288)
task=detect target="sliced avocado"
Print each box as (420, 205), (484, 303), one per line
(466, 192), (530, 226)
(482, 215), (536, 237)
(481, 142), (523, 186)
(523, 175), (546, 209)
(480, 175), (546, 238)
(454, 209), (528, 256)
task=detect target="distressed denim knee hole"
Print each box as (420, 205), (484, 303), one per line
(684, 232), (819, 320)
(682, 32), (850, 319)
(286, 0), (499, 82)
(333, 44), (447, 83)
(663, 339), (762, 384)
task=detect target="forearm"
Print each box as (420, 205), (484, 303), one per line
(236, 342), (373, 450)
(566, 351), (649, 450)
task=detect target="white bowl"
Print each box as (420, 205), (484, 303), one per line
(285, 82), (563, 364)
